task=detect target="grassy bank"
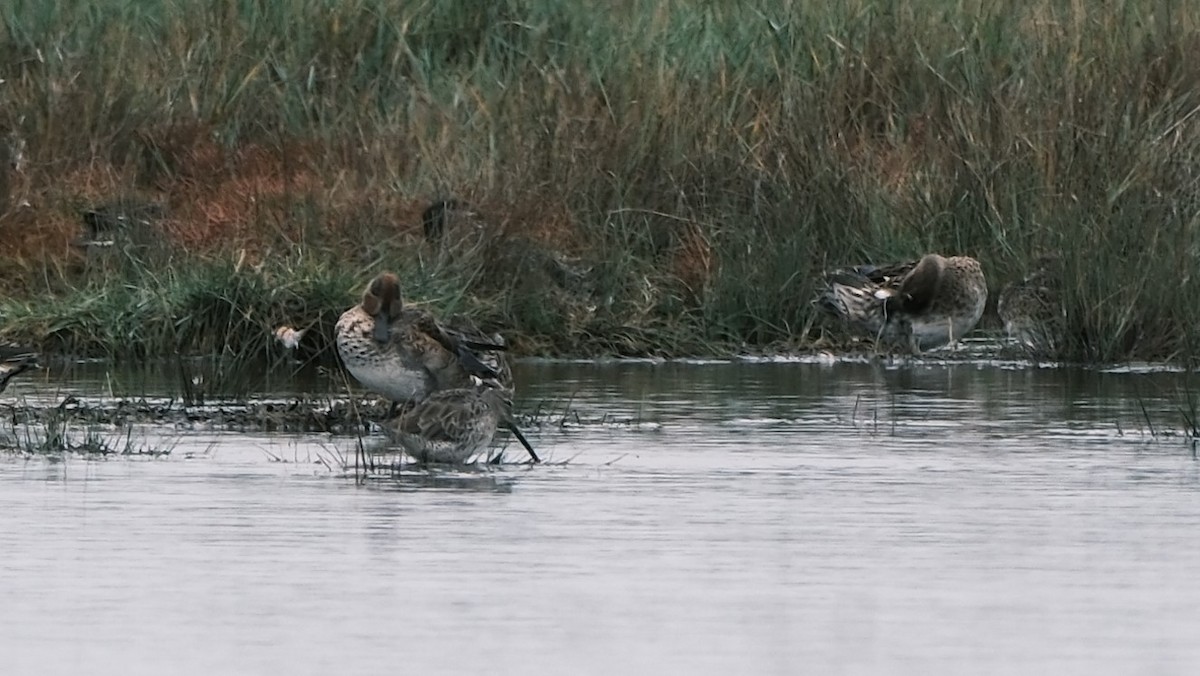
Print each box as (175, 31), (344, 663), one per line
(1, 0), (1199, 363)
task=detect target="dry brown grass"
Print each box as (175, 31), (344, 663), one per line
(1, 0), (1199, 362)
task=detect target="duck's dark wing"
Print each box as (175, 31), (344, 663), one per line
(401, 310), (499, 376)
(823, 258), (918, 288)
(442, 314), (514, 390)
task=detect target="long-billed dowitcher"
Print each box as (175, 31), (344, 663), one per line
(385, 378), (539, 464)
(818, 253), (988, 353)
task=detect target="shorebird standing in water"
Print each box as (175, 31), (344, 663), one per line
(818, 253), (988, 353)
(385, 376), (539, 464)
(335, 272), (539, 463)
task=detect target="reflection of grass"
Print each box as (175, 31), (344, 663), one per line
(2, 2), (1200, 362)
(264, 397), (610, 475)
(344, 437), (550, 477)
(1128, 373), (1200, 446)
(260, 438), (552, 480)
(1177, 377), (1200, 445)
(6, 393), (387, 435)
(520, 396), (644, 431)
(3, 399), (174, 456)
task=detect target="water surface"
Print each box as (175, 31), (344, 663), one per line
(2, 359), (1199, 675)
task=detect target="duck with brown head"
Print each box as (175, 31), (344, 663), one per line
(335, 272), (512, 405)
(818, 253), (988, 353)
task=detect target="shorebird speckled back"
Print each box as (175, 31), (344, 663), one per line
(335, 272), (512, 404)
(998, 255), (1063, 357)
(385, 378), (539, 464)
(818, 253), (988, 353)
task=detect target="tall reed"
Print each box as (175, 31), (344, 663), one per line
(0, 0), (1197, 362)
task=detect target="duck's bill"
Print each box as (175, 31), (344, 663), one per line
(372, 316), (390, 343)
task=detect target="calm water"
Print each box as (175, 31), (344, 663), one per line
(2, 358), (1200, 675)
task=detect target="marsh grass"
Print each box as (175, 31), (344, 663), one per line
(1168, 371), (1200, 442)
(2, 397), (173, 455)
(2, 1), (1200, 362)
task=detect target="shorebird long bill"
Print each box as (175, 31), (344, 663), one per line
(504, 421), (541, 463)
